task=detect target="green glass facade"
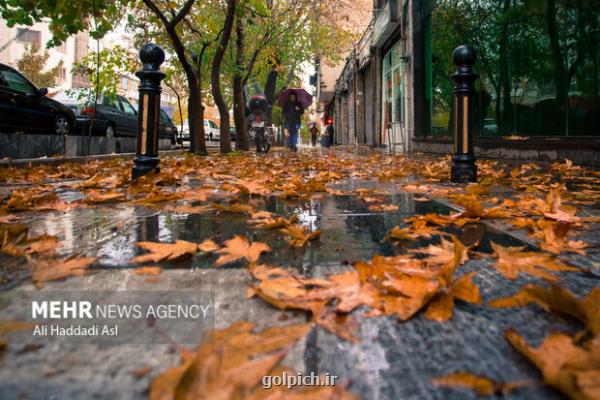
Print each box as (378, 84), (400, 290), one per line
(427, 0), (600, 138)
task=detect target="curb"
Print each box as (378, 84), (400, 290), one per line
(0, 149), (192, 168)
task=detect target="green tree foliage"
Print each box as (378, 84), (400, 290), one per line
(73, 45), (137, 100)
(0, 0), (126, 46)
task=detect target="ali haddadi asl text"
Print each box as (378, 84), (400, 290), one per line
(33, 324), (118, 337)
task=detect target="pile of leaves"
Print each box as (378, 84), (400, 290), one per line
(247, 237), (479, 341)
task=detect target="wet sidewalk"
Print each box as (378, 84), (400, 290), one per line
(0, 148), (598, 399)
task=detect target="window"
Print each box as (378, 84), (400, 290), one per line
(209, 121), (218, 129)
(428, 0), (600, 137)
(0, 67), (36, 95)
(17, 29), (41, 47)
(57, 66), (67, 83)
(119, 97), (137, 115)
(103, 95), (122, 110)
(120, 76), (128, 91)
(160, 109), (172, 123)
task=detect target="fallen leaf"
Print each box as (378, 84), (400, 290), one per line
(131, 241), (199, 264)
(505, 329), (600, 400)
(431, 372), (534, 396)
(490, 284), (599, 334)
(214, 236), (271, 267)
(212, 202), (255, 214)
(133, 266), (163, 275)
(32, 256), (97, 287)
(83, 190), (127, 204)
(0, 320), (35, 352)
(491, 242), (579, 281)
(149, 321), (316, 400)
(279, 225), (321, 247)
(424, 272), (481, 322)
(197, 239), (220, 253)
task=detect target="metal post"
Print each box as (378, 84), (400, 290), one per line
(132, 43), (165, 180)
(450, 45), (477, 183)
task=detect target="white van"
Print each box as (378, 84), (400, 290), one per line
(180, 119), (220, 145)
(204, 119), (220, 141)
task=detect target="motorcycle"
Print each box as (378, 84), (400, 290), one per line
(245, 83), (271, 153)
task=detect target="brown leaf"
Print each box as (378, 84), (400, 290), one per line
(490, 284), (599, 335)
(0, 320), (35, 352)
(197, 239), (220, 253)
(149, 321), (312, 400)
(491, 242), (579, 281)
(279, 225), (321, 247)
(133, 266), (163, 276)
(385, 226), (414, 242)
(32, 256), (97, 287)
(131, 240), (199, 264)
(214, 236), (271, 267)
(83, 190), (127, 204)
(164, 204), (212, 214)
(431, 372), (533, 396)
(424, 272), (481, 322)
(212, 202), (255, 214)
(505, 329), (600, 400)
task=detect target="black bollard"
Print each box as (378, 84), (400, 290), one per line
(450, 45), (478, 183)
(132, 44), (166, 180)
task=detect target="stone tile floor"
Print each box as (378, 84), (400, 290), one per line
(0, 155), (598, 400)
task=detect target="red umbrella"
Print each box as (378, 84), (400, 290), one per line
(277, 88), (312, 109)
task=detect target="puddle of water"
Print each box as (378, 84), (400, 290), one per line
(10, 193), (528, 277)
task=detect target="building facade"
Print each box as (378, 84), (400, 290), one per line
(326, 0), (600, 163)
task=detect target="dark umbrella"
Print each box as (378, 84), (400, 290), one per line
(277, 88), (312, 109)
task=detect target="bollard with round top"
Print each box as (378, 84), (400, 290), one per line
(132, 43), (166, 180)
(450, 45), (478, 183)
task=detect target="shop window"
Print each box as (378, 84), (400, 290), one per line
(428, 0), (600, 137)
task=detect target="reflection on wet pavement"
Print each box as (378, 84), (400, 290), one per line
(11, 193), (528, 277)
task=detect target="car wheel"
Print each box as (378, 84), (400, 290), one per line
(106, 124), (115, 138)
(54, 114), (70, 135)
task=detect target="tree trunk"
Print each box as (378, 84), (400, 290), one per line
(188, 89), (206, 154)
(264, 65), (279, 125)
(211, 0), (236, 154)
(497, 0), (511, 135)
(233, 20), (250, 150)
(546, 0), (567, 107)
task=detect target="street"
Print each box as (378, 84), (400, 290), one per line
(0, 147), (598, 399)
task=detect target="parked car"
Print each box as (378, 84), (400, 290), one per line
(204, 119), (220, 141)
(53, 89), (176, 143)
(179, 119), (220, 144)
(0, 63), (75, 135)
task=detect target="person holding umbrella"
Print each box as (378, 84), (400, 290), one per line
(278, 88), (312, 152)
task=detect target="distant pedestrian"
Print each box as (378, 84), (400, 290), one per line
(310, 123), (318, 147)
(325, 123), (334, 147)
(283, 94), (304, 152)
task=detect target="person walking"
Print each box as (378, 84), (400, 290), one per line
(310, 122), (318, 147)
(283, 94), (304, 152)
(325, 123), (335, 147)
